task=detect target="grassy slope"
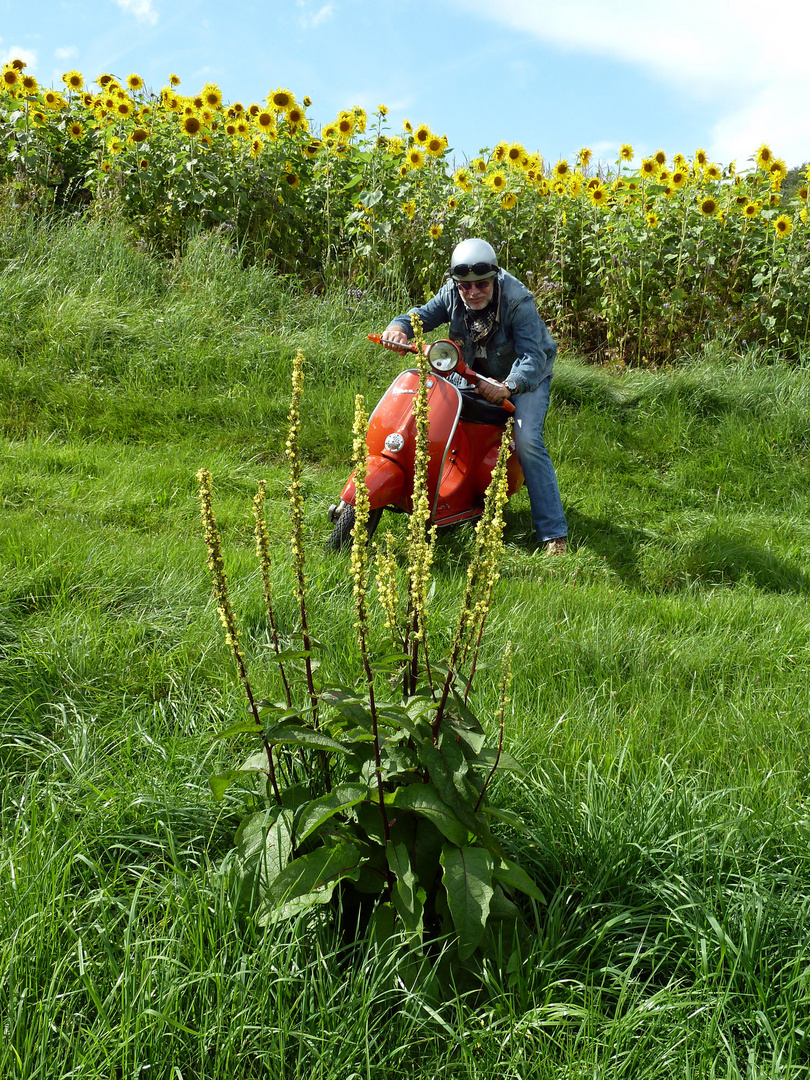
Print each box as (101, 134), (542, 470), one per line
(2, 214), (810, 1078)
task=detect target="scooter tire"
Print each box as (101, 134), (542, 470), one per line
(327, 505), (383, 553)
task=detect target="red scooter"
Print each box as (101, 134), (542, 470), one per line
(326, 335), (524, 550)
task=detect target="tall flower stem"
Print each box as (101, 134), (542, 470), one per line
(253, 480), (292, 708)
(350, 396), (392, 864)
(197, 468), (281, 806)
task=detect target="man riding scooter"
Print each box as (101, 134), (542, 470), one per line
(381, 238), (568, 554)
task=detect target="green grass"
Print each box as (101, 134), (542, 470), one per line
(2, 213), (810, 1077)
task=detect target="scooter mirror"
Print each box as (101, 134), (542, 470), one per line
(427, 339), (462, 374)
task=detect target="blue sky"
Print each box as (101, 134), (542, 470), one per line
(2, 0), (809, 169)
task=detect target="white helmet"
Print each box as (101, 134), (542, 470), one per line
(450, 238), (499, 281)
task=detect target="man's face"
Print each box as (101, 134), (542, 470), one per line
(456, 277), (495, 311)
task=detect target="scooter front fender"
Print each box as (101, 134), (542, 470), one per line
(339, 455), (407, 512)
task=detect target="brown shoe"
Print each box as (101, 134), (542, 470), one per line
(544, 537), (567, 555)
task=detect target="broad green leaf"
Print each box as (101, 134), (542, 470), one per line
(475, 748), (527, 776)
(386, 841), (424, 942)
(208, 769), (241, 801)
(493, 858), (546, 904)
(440, 844), (494, 960)
(233, 808), (294, 904)
(212, 718), (262, 741)
(265, 724), (349, 754)
(294, 784), (369, 844)
(418, 736), (479, 832)
(389, 784), (470, 846)
(267, 840), (361, 913)
(482, 804), (527, 832)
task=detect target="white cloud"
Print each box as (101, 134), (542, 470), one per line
(297, 2), (335, 30)
(54, 46), (79, 60)
(0, 44), (37, 69)
(113, 0), (159, 26)
(457, 0), (810, 165)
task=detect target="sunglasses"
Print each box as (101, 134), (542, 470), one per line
(451, 261), (498, 278)
(456, 278), (494, 292)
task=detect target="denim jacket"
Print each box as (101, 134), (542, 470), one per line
(390, 269), (556, 394)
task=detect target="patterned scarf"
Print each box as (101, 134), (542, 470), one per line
(462, 278), (500, 344)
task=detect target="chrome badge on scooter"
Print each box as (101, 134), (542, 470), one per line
(384, 433), (405, 452)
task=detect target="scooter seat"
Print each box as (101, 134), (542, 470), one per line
(459, 389), (511, 427)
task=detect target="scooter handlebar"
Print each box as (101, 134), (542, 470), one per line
(368, 332), (419, 354)
(368, 334), (515, 413)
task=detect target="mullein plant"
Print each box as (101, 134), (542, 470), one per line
(200, 346), (544, 988)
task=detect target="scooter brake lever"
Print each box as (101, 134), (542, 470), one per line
(367, 333), (419, 354)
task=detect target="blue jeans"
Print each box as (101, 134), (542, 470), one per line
(513, 376), (567, 543)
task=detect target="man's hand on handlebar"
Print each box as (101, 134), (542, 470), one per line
(380, 325), (410, 352)
(476, 378), (512, 404)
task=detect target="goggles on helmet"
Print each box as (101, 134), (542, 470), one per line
(451, 261), (498, 280)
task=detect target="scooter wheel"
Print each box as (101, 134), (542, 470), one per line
(326, 505), (383, 553)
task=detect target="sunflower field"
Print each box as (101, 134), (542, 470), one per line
(2, 59), (809, 363)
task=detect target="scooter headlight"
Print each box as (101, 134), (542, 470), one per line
(384, 433), (405, 452)
(427, 340), (461, 373)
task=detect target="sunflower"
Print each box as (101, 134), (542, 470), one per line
(302, 140), (322, 158)
(699, 196), (718, 216)
(587, 184), (608, 207)
(619, 144), (634, 161)
(337, 114), (355, 138)
(453, 167), (472, 192)
(640, 158), (657, 177)
(2, 67), (20, 88)
(506, 142), (525, 166)
(406, 148), (425, 169)
(285, 171), (300, 188)
(447, 196), (458, 210)
(127, 73), (144, 91)
(139, 157), (149, 169)
(769, 159), (787, 182)
(62, 70), (84, 91)
(116, 99), (133, 118)
(192, 95), (204, 110)
(352, 107), (367, 133)
(577, 147), (593, 167)
(67, 120), (84, 140)
(169, 74), (181, 86)
(428, 223), (442, 239)
(201, 83), (222, 109)
(705, 163), (722, 181)
(288, 106), (305, 126)
(256, 110), (275, 132)
(774, 214), (792, 238)
(130, 127), (149, 143)
(797, 185), (808, 202)
(108, 136), (124, 154)
(97, 73), (116, 88)
(486, 170), (507, 191)
(402, 119), (412, 133)
(673, 153), (688, 170)
(694, 148), (708, 168)
(414, 124), (431, 145)
(755, 144), (773, 168)
(645, 212), (659, 228)
(653, 149), (667, 167)
(99, 160), (112, 173)
(568, 174), (583, 197)
(224, 120), (237, 137)
(42, 89), (62, 109)
(250, 136), (263, 159)
(181, 115), (201, 136)
(553, 159), (569, 178)
(671, 169), (688, 189)
(769, 192), (781, 207)
(501, 192), (517, 210)
(426, 134), (445, 157)
(269, 88), (294, 111)
(21, 74), (38, 93)
(322, 123), (337, 141)
(471, 157), (487, 174)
